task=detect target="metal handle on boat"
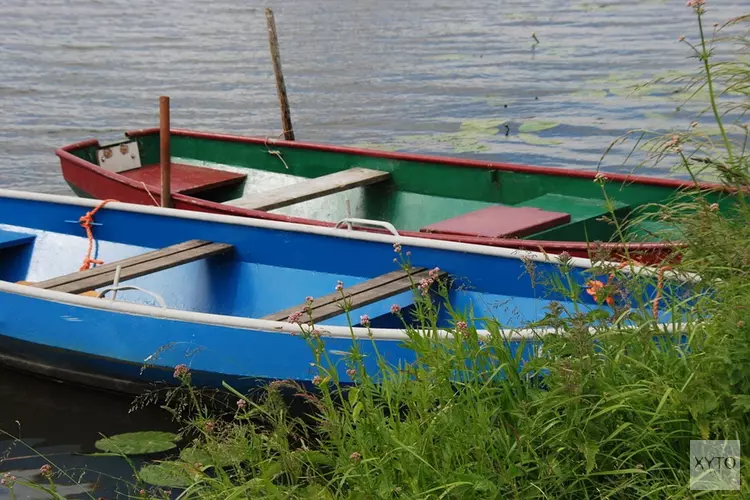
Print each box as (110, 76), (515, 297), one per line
(96, 285), (168, 308)
(334, 218), (400, 237)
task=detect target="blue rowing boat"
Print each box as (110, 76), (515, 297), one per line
(0, 189), (684, 394)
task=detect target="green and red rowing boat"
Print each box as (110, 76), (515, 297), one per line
(56, 127), (733, 264)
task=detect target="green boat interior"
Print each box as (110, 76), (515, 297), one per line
(70, 130), (729, 245)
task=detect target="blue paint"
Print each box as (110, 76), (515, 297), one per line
(0, 194), (692, 389)
(0, 228), (35, 250)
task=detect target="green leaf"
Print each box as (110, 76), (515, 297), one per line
(95, 431), (180, 456)
(180, 444), (239, 468)
(138, 462), (192, 488)
(518, 120), (560, 133)
(584, 442), (599, 474)
(517, 133), (563, 146)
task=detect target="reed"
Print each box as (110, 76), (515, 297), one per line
(2, 4), (750, 500)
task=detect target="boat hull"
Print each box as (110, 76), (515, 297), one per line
(57, 136), (685, 265)
(0, 287), (542, 394)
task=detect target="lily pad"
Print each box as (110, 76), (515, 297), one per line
(94, 431), (180, 455)
(517, 133), (563, 146)
(458, 118), (507, 134)
(139, 462), (193, 488)
(518, 121), (560, 133)
(180, 442), (245, 468)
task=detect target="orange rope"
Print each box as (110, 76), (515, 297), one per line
(78, 199), (118, 271)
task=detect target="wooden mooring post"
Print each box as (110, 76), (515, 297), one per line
(159, 95), (172, 208)
(265, 8), (295, 141)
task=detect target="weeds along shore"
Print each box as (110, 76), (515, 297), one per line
(2, 3), (750, 500)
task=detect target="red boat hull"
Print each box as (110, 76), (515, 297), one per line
(56, 133), (691, 265)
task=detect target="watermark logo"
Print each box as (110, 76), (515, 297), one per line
(690, 440), (740, 490)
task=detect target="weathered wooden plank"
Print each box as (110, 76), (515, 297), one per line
(263, 268), (425, 322)
(33, 240), (211, 290)
(225, 167), (390, 211)
(48, 242), (234, 295)
(264, 267), (447, 324)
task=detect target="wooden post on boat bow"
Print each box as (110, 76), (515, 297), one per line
(159, 95), (172, 208)
(265, 8), (295, 141)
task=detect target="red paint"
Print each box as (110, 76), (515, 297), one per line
(120, 163), (247, 195)
(56, 131), (698, 265)
(421, 205), (571, 239)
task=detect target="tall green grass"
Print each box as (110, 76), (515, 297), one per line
(3, 5), (750, 500)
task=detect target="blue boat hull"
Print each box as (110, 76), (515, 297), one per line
(0, 189), (686, 393)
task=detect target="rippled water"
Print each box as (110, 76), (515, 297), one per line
(1, 0), (747, 195)
(0, 0), (748, 496)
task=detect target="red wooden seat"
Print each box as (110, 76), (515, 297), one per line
(121, 163), (247, 195)
(420, 205), (571, 239)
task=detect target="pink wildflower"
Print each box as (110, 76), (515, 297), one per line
(390, 304), (401, 315)
(393, 243), (402, 253)
(593, 173), (607, 183)
(679, 35), (686, 42)
(428, 267), (440, 280)
(686, 0), (704, 7)
(335, 280), (344, 292)
(360, 314), (371, 327)
(204, 420), (215, 433)
(311, 329), (321, 339)
(346, 368), (356, 378)
(738, 321), (745, 328)
(305, 296), (314, 305)
(287, 310), (304, 324)
(709, 203), (719, 212)
(40, 464), (52, 478)
(173, 364), (189, 379)
(312, 375), (323, 385)
(417, 277), (434, 296)
(236, 398), (247, 409)
(350, 451), (362, 462)
(456, 321), (469, 338)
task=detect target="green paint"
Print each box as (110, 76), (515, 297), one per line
(66, 131), (732, 245)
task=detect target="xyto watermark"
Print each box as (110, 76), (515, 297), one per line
(690, 440), (740, 490)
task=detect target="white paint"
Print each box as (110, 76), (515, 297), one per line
(96, 140), (141, 173)
(0, 188), (695, 341)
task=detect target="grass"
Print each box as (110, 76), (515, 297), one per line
(3, 4), (750, 500)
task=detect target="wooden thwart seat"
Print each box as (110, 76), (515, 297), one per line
(225, 167), (390, 211)
(31, 239), (233, 295)
(263, 267), (447, 324)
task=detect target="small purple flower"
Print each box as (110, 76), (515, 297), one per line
(312, 375), (323, 385)
(40, 464), (52, 478)
(417, 277), (434, 296)
(287, 310), (304, 324)
(305, 296), (314, 305)
(236, 398), (247, 409)
(346, 368), (356, 378)
(335, 280), (344, 292)
(173, 364), (189, 379)
(390, 304), (401, 315)
(360, 314), (371, 327)
(428, 267), (440, 280)
(311, 329), (321, 339)
(456, 321), (469, 338)
(393, 243), (402, 253)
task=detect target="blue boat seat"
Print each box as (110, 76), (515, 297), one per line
(263, 267), (447, 324)
(0, 229), (36, 250)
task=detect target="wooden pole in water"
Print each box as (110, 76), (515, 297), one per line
(265, 7), (295, 141)
(159, 95), (172, 208)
